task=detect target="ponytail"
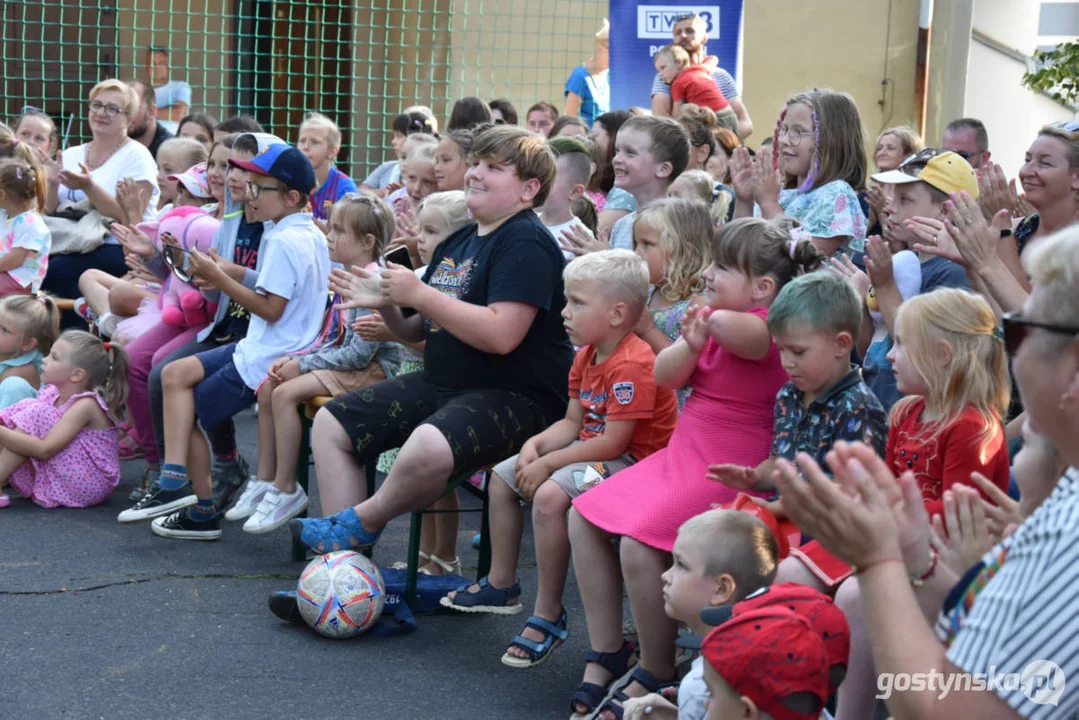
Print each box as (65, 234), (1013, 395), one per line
(102, 341), (130, 419)
(57, 330), (129, 419)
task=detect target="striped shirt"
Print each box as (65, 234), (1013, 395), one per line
(651, 67), (739, 100)
(935, 467), (1079, 718)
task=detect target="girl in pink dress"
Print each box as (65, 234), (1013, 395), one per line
(0, 330), (127, 508)
(566, 218), (824, 719)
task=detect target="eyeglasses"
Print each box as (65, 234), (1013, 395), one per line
(246, 181), (282, 199)
(778, 125), (811, 146)
(160, 241), (194, 283)
(89, 100), (125, 117)
(1001, 312), (1079, 356)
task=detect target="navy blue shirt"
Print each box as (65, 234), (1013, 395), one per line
(211, 215), (264, 342)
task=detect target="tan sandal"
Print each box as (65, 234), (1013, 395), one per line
(390, 551), (430, 571)
(419, 554), (462, 576)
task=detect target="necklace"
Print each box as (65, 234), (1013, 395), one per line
(85, 137), (128, 171)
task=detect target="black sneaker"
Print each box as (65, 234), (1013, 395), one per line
(117, 484), (197, 523)
(211, 454), (250, 510)
(150, 509), (223, 541)
(268, 590), (305, 625)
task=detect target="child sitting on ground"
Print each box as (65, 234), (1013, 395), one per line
(0, 330), (126, 508)
(227, 192), (404, 534)
(614, 508), (780, 720)
(0, 157), (51, 297)
(297, 112), (357, 220)
(0, 294), (60, 408)
(653, 44), (730, 117)
(117, 144), (330, 540)
(441, 250), (679, 671)
(541, 136), (596, 258)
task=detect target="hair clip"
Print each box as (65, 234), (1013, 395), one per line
(15, 168), (22, 180)
(10, 139), (18, 147)
(103, 341), (111, 351)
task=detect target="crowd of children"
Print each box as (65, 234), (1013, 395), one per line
(4, 38), (1079, 718)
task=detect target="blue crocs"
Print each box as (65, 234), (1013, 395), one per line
(438, 576), (523, 615)
(289, 507), (381, 553)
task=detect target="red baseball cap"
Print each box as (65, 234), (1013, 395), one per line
(701, 606), (830, 720)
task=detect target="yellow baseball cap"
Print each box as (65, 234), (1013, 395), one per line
(871, 148), (979, 199)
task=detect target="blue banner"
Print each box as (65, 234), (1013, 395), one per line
(608, 1), (744, 111)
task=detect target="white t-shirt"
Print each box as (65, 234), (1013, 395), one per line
(544, 216), (593, 261)
(232, 213), (331, 389)
(58, 141), (160, 233)
(678, 657), (709, 720)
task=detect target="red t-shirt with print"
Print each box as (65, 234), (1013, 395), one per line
(671, 65), (730, 111)
(568, 333), (678, 462)
(885, 398), (1010, 519)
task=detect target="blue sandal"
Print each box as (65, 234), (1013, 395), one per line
(438, 576), (523, 615)
(501, 609), (568, 668)
(568, 641), (637, 720)
(289, 507), (381, 553)
(595, 667), (679, 720)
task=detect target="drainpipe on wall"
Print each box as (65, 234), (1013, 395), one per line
(924, 0), (974, 147)
(914, 0), (932, 136)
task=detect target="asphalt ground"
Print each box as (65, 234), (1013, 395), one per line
(0, 407), (595, 720)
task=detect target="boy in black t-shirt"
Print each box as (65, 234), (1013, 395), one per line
(291, 125), (574, 554)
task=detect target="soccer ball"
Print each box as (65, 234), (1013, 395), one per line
(296, 551), (386, 639)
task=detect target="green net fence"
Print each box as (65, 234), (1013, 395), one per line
(3, 0), (607, 176)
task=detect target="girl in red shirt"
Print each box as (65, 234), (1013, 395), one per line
(886, 287), (1011, 518)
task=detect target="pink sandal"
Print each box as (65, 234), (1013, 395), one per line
(0, 494), (10, 508)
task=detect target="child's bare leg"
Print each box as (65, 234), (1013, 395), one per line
(78, 270), (121, 315)
(834, 578), (878, 720)
(161, 357), (205, 491)
(186, 425), (213, 499)
(107, 281), (155, 317)
(568, 508), (627, 704)
(429, 491), (460, 568)
(448, 471), (521, 600)
(505, 481), (572, 659)
(255, 381), (277, 483)
(0, 446), (28, 490)
(311, 409), (369, 514)
(271, 373), (329, 494)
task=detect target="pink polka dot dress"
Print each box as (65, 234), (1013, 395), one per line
(572, 307), (789, 553)
(3, 385), (120, 508)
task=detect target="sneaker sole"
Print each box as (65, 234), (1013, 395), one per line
(438, 596), (524, 615)
(224, 504), (261, 522)
(150, 523), (223, 541)
(117, 494), (198, 523)
(243, 498), (309, 535)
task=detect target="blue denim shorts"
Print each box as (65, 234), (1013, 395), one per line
(193, 343), (256, 430)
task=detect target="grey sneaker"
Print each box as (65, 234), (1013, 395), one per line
(211, 454), (250, 509)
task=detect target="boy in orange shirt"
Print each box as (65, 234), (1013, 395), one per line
(442, 249), (678, 667)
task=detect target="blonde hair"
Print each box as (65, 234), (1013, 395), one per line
(1023, 223), (1079, 327)
(678, 510), (778, 601)
(329, 192), (395, 256)
(0, 294), (60, 355)
(299, 111), (342, 149)
(634, 197), (711, 303)
(563, 249), (649, 320)
(876, 125), (924, 157)
(157, 137), (208, 172)
(1036, 125), (1079, 171)
(406, 141), (438, 166)
(58, 330), (129, 418)
(655, 44), (690, 68)
(418, 191), (470, 236)
(670, 169), (729, 227)
(892, 289), (1010, 454)
(89, 79), (139, 116)
(775, 88), (867, 193)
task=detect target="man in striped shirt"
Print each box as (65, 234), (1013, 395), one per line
(649, 13), (753, 139)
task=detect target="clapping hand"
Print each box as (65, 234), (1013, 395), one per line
(559, 224), (609, 257)
(188, 247), (228, 288)
(826, 254), (871, 300)
(729, 146), (758, 203)
(863, 235), (895, 289)
(752, 151), (782, 213)
(706, 463), (757, 489)
(968, 471), (1024, 539)
(352, 312), (396, 342)
(681, 304), (714, 353)
(939, 192), (1009, 274)
(116, 177), (151, 223)
(330, 266), (387, 310)
(112, 222), (154, 258)
(929, 486), (995, 575)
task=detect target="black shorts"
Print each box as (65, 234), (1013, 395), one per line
(323, 372), (555, 476)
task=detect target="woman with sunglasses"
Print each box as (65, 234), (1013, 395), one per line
(768, 225), (1079, 720)
(41, 79), (159, 319)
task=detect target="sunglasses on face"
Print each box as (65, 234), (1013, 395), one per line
(1001, 312), (1079, 356)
